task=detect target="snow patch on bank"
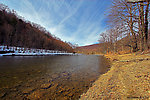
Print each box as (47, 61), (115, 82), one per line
(0, 46), (79, 56)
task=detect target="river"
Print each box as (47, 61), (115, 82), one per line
(0, 55), (110, 100)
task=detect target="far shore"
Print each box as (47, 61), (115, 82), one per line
(0, 45), (79, 56)
(0, 53), (78, 56)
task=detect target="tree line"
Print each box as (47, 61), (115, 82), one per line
(0, 4), (74, 52)
(99, 0), (149, 53)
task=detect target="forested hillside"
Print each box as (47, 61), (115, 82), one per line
(0, 4), (73, 52)
(76, 44), (102, 54)
(76, 30), (150, 54)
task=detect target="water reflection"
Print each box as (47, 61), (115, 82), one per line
(0, 55), (110, 100)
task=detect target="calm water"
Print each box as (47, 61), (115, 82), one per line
(0, 55), (110, 100)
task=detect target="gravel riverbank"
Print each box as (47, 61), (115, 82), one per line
(80, 53), (150, 99)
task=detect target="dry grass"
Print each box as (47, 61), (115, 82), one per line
(80, 53), (150, 100)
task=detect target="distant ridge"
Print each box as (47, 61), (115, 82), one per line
(76, 43), (102, 54)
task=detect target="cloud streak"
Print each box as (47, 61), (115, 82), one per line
(0, 0), (111, 46)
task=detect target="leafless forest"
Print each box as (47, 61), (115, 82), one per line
(99, 0), (150, 54)
(0, 4), (74, 52)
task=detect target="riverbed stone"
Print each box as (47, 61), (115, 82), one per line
(51, 74), (60, 79)
(41, 83), (52, 89)
(27, 89), (44, 99)
(22, 87), (35, 94)
(0, 92), (6, 98)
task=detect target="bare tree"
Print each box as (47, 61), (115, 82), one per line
(107, 0), (139, 52)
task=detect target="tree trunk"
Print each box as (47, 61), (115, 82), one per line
(144, 1), (149, 49)
(138, 3), (144, 51)
(130, 17), (138, 52)
(129, 5), (138, 52)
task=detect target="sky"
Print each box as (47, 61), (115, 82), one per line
(0, 0), (112, 46)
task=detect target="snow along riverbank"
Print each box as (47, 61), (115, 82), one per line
(0, 46), (79, 56)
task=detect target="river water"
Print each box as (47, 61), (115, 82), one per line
(0, 55), (110, 100)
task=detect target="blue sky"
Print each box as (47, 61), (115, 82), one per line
(0, 0), (112, 46)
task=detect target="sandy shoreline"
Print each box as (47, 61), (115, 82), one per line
(80, 53), (150, 99)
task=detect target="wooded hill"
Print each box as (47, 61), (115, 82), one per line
(76, 44), (102, 54)
(0, 4), (74, 52)
(76, 30), (150, 55)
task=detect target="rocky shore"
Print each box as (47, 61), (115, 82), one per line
(80, 53), (150, 99)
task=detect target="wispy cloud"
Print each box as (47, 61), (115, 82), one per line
(0, 0), (111, 46)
